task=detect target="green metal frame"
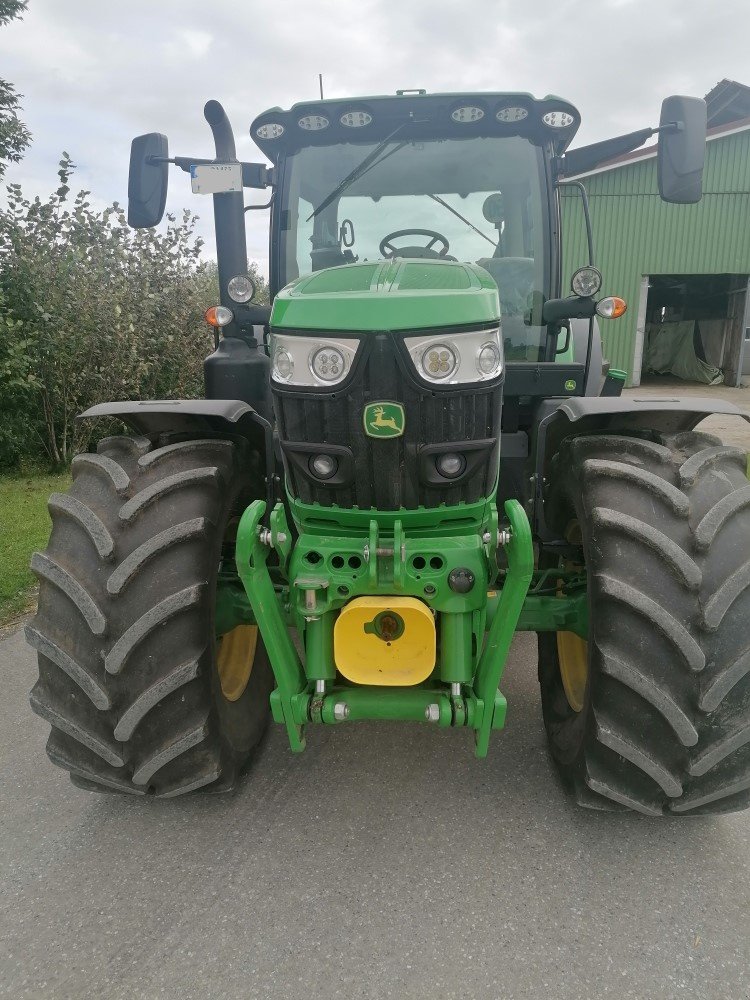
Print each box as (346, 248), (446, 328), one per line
(231, 497), (540, 758)
(489, 567), (588, 639)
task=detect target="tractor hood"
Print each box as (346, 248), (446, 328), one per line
(270, 259), (500, 332)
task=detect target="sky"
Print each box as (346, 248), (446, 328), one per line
(2, 0), (749, 276)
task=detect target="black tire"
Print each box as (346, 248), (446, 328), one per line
(27, 434), (274, 797)
(539, 430), (750, 816)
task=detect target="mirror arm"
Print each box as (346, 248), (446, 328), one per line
(147, 155), (273, 190)
(655, 120), (682, 135)
(542, 296), (597, 326)
(558, 180), (595, 267)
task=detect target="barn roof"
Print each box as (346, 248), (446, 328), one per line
(566, 80), (750, 180)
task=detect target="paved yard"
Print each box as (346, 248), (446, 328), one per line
(2, 627), (750, 1000)
(627, 377), (750, 449)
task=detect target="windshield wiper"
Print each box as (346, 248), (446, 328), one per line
(307, 123), (409, 222)
(428, 194), (496, 248)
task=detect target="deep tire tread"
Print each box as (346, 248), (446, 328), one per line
(25, 626), (111, 710)
(114, 657), (201, 741)
(47, 493), (115, 561)
(103, 585), (204, 675)
(30, 686), (125, 767)
(106, 518), (209, 595)
(28, 435), (273, 797)
(30, 553), (106, 636)
(71, 452), (130, 493)
(540, 429), (750, 816)
(118, 467), (222, 523)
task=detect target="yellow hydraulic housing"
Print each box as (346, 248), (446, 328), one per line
(334, 596), (435, 686)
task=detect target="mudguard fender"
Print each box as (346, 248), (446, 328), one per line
(532, 394), (750, 540)
(78, 398), (270, 451)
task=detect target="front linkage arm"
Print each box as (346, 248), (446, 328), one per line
(472, 500), (534, 757)
(234, 499), (534, 758)
(235, 499), (307, 752)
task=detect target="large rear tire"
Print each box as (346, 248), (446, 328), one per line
(27, 434), (274, 797)
(539, 430), (750, 816)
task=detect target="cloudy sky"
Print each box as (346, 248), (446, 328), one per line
(2, 0), (748, 275)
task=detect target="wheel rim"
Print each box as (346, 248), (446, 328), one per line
(556, 630), (588, 712)
(557, 518), (587, 712)
(216, 624), (258, 702)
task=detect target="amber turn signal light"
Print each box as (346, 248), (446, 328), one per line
(596, 296), (627, 319)
(204, 305), (234, 328)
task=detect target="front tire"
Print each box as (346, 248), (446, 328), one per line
(539, 430), (750, 816)
(27, 434), (274, 797)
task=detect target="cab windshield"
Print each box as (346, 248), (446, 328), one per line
(278, 135), (550, 360)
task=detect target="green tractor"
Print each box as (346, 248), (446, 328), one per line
(28, 90), (750, 814)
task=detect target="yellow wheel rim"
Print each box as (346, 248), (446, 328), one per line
(556, 518), (587, 712)
(556, 630), (588, 712)
(216, 624), (258, 702)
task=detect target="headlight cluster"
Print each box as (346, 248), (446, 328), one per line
(271, 326), (503, 389)
(270, 333), (361, 387)
(404, 326), (503, 385)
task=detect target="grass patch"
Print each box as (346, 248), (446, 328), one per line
(0, 470), (70, 626)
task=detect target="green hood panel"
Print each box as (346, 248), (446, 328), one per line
(271, 259), (500, 332)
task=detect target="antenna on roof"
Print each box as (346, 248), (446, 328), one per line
(319, 74), (324, 100)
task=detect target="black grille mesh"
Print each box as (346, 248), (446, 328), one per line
(273, 334), (502, 510)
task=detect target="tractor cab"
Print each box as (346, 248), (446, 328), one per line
(252, 92), (581, 363)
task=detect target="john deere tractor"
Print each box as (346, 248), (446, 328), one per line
(28, 90), (750, 814)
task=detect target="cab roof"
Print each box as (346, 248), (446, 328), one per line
(250, 91), (581, 160)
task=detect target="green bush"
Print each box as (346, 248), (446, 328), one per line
(0, 154), (266, 470)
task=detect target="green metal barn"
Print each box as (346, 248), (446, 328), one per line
(562, 79), (750, 386)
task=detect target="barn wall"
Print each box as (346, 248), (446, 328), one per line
(561, 129), (750, 381)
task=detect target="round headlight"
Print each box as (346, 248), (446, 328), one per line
(436, 453), (466, 479)
(273, 347), (294, 381)
(310, 346), (346, 382)
(227, 274), (256, 303)
(477, 342), (502, 376)
(422, 343), (458, 381)
(571, 266), (603, 298)
(309, 454), (338, 480)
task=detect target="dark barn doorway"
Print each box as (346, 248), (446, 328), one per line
(640, 273), (750, 386)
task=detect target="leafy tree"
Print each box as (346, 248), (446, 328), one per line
(0, 0), (31, 181)
(0, 155), (234, 468)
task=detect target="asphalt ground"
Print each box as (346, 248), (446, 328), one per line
(3, 626), (750, 1000)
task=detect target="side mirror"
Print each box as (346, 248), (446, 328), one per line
(127, 133), (169, 228)
(657, 96), (706, 204)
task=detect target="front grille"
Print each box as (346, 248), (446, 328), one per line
(273, 333), (502, 511)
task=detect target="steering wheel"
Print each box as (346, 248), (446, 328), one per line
(379, 228), (451, 260)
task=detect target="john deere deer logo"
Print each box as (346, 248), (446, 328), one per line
(363, 401), (405, 438)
